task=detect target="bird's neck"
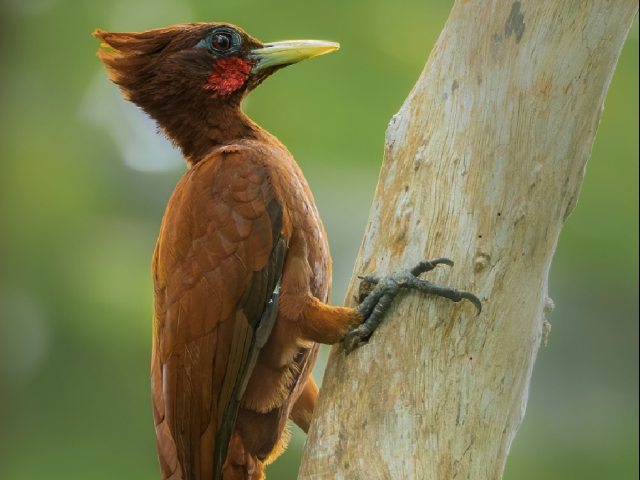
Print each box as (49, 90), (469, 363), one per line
(155, 97), (263, 166)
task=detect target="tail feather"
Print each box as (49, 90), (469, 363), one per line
(222, 432), (265, 480)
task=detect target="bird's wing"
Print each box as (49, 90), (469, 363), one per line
(151, 149), (287, 480)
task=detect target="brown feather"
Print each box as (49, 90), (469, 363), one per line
(152, 147), (287, 480)
(95, 23), (363, 480)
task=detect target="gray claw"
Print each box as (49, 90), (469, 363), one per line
(347, 257), (482, 354)
(434, 258), (455, 268)
(357, 274), (380, 284)
(460, 291), (483, 316)
(343, 327), (367, 354)
(410, 258), (455, 277)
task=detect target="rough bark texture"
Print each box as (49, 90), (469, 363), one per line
(299, 1), (638, 479)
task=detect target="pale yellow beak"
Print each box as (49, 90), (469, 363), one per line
(249, 40), (339, 72)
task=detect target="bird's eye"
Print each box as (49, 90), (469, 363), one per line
(212, 33), (232, 51)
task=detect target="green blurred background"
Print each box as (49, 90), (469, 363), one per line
(0, 0), (637, 479)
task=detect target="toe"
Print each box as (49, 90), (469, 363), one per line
(343, 328), (366, 353)
(460, 291), (483, 315)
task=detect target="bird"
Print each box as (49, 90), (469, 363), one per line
(94, 22), (481, 480)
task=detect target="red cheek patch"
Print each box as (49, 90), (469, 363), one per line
(203, 57), (254, 96)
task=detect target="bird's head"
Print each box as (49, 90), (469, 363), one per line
(93, 23), (339, 162)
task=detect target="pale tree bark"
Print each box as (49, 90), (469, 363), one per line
(299, 2), (638, 479)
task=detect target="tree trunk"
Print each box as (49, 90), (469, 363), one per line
(299, 1), (638, 479)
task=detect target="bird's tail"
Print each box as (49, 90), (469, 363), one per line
(222, 432), (265, 480)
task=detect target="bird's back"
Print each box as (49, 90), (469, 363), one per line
(151, 139), (330, 479)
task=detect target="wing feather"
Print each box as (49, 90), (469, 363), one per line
(152, 149), (287, 480)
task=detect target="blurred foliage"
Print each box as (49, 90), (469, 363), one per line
(0, 1), (637, 479)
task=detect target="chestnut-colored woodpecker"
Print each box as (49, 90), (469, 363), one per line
(94, 23), (480, 480)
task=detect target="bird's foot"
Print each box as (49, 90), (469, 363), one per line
(343, 258), (482, 353)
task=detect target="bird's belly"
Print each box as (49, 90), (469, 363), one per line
(240, 293), (320, 413)
(240, 160), (330, 413)
(240, 243), (328, 413)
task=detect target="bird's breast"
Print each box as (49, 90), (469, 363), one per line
(270, 154), (331, 302)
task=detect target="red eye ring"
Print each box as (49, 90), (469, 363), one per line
(212, 33), (232, 51)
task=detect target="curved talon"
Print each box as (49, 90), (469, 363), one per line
(343, 327), (367, 354)
(410, 258), (455, 277)
(349, 257), (482, 355)
(432, 257), (455, 268)
(357, 274), (380, 284)
(460, 290), (483, 315)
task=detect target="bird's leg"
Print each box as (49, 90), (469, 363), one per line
(288, 376), (319, 433)
(298, 296), (364, 345)
(343, 258), (482, 353)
